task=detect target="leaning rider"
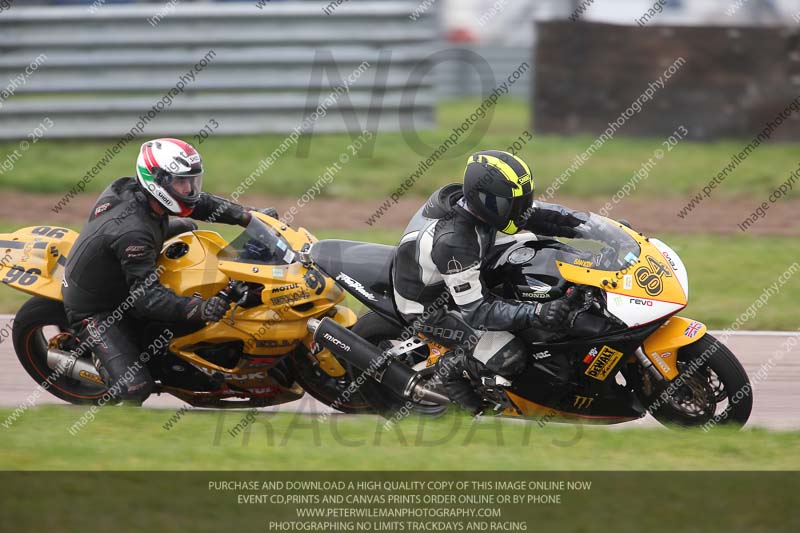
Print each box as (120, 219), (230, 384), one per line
(392, 150), (588, 413)
(62, 138), (276, 405)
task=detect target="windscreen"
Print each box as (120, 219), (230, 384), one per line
(556, 214), (641, 272)
(219, 216), (296, 266)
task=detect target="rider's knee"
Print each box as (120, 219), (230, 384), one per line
(483, 336), (527, 379)
(472, 332), (527, 379)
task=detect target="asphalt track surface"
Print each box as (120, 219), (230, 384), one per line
(0, 315), (797, 430)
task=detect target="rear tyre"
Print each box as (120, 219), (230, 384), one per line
(352, 312), (449, 418)
(643, 334), (752, 429)
(289, 343), (376, 414)
(12, 297), (107, 405)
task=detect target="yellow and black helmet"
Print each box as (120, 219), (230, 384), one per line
(462, 150), (534, 234)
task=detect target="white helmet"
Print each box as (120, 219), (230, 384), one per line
(136, 138), (203, 216)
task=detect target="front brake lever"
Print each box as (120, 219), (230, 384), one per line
(567, 286), (594, 328)
(228, 289), (249, 326)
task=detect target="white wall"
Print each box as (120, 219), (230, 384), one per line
(441, 0), (800, 45)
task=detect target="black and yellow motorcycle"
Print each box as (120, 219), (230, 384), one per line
(0, 213), (369, 410)
(306, 214), (753, 429)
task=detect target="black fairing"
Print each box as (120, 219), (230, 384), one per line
(310, 240), (402, 326)
(508, 321), (663, 420)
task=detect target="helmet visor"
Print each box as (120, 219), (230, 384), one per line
(163, 173), (203, 207)
(478, 192), (532, 227)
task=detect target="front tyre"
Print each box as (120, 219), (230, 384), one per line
(12, 297), (107, 405)
(642, 334), (752, 429)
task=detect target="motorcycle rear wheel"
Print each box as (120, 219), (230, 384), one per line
(12, 296), (107, 405)
(289, 343), (376, 414)
(352, 312), (449, 418)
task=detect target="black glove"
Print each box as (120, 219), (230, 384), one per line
(257, 207), (280, 220)
(185, 296), (230, 323)
(530, 298), (573, 328)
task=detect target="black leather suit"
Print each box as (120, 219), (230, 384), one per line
(62, 177), (251, 403)
(393, 184), (587, 410)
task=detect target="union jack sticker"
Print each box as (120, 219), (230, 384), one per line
(684, 321), (702, 338)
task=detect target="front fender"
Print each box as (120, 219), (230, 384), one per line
(641, 317), (707, 380)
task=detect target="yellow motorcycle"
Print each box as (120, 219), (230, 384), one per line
(0, 212), (368, 410)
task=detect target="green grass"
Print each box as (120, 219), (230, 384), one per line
(0, 221), (797, 330)
(0, 406), (798, 471)
(1, 100), (798, 201)
(2, 407), (798, 532)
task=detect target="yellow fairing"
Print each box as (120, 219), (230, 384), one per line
(158, 213), (355, 392)
(1, 214), (358, 405)
(552, 219), (700, 382)
(0, 225), (78, 301)
(555, 221), (687, 307)
(641, 316), (707, 380)
(157, 230), (230, 297)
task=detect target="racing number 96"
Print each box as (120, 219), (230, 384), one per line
(31, 226), (68, 239)
(2, 266), (41, 286)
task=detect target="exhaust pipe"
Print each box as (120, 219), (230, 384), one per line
(308, 318), (450, 405)
(47, 349), (105, 387)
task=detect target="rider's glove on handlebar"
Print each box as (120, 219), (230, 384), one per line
(185, 296), (231, 323)
(528, 298), (572, 329)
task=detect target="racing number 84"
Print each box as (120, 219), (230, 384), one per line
(634, 256), (672, 297)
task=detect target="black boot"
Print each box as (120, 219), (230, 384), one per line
(442, 353), (483, 414)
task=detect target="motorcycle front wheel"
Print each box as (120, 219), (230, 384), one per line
(639, 333), (752, 429)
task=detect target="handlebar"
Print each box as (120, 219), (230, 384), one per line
(217, 280), (248, 304)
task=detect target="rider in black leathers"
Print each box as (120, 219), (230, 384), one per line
(393, 150), (588, 413)
(62, 138), (276, 404)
